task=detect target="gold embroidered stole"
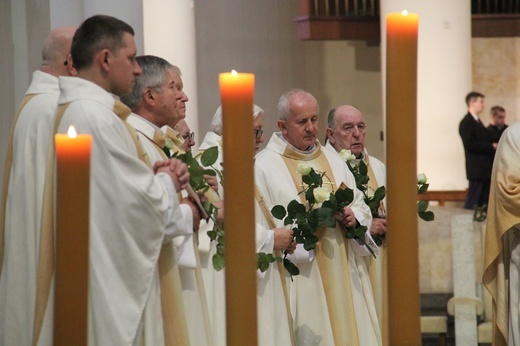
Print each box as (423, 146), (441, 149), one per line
(32, 101), (71, 345)
(280, 143), (360, 346)
(254, 186), (296, 346)
(0, 94), (36, 277)
(163, 126), (186, 155)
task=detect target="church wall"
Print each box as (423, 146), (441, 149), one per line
(193, 1), (383, 158)
(0, 1), (15, 189)
(472, 37), (520, 125)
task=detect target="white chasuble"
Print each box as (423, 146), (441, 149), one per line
(325, 142), (389, 344)
(254, 187), (296, 346)
(160, 125), (214, 346)
(0, 71), (59, 346)
(37, 76), (186, 345)
(196, 131), (227, 345)
(255, 133), (381, 346)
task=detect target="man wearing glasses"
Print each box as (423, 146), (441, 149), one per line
(175, 119), (195, 152)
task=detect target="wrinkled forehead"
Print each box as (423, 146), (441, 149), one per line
(336, 108), (364, 126)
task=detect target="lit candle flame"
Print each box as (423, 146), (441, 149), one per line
(231, 70), (238, 76)
(67, 126), (77, 138)
(402, 10), (409, 16)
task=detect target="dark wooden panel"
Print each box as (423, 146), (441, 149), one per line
(472, 14), (520, 37)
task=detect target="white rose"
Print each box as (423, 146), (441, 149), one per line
(417, 173), (427, 184)
(339, 149), (356, 162)
(313, 187), (331, 204)
(297, 162), (312, 176)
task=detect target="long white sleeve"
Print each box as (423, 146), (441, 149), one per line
(155, 172), (193, 243)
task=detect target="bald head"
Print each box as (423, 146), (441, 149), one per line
(41, 26), (77, 77)
(326, 105), (367, 157)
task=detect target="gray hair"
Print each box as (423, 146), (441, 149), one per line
(211, 104), (264, 136)
(121, 55), (180, 111)
(277, 89), (317, 121)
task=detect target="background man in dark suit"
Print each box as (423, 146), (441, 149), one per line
(459, 91), (497, 210)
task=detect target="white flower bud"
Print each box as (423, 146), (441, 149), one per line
(297, 162), (312, 176)
(313, 187), (331, 204)
(417, 173), (427, 184)
(339, 149), (356, 162)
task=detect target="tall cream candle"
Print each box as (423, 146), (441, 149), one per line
(386, 10), (421, 345)
(54, 126), (91, 345)
(219, 71), (258, 345)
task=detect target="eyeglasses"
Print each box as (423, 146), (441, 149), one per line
(182, 132), (195, 141)
(254, 129), (264, 140)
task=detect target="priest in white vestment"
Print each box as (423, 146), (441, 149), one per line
(121, 55), (213, 345)
(483, 120), (520, 346)
(255, 90), (382, 345)
(197, 107), (226, 345)
(36, 16), (193, 345)
(0, 26), (76, 346)
(198, 105), (296, 345)
(324, 104), (388, 344)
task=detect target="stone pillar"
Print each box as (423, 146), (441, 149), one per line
(143, 0), (199, 147)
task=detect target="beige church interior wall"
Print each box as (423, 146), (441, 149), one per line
(193, 1), (383, 157)
(320, 41), (384, 161)
(143, 1), (199, 140)
(380, 0), (472, 191)
(0, 1), (15, 189)
(472, 37), (520, 125)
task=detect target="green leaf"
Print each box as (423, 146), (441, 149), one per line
(200, 146), (219, 166)
(287, 200), (306, 217)
(335, 187), (354, 205)
(418, 183), (429, 194)
(344, 227), (357, 239)
(303, 242), (316, 251)
(419, 211), (435, 221)
(284, 216), (293, 226)
(358, 160), (368, 175)
(297, 223), (312, 235)
(212, 253), (225, 271)
(322, 198), (338, 211)
(207, 230), (216, 241)
(353, 225), (368, 238)
(305, 234), (319, 244)
(202, 168), (217, 176)
(309, 168), (323, 185)
(283, 258), (300, 276)
(305, 187), (315, 204)
(271, 205), (287, 220)
(373, 186), (386, 201)
(417, 200), (428, 213)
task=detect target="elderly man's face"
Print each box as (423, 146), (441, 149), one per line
(170, 72), (189, 126)
(175, 119), (194, 152)
(278, 93), (319, 151)
(326, 105), (366, 158)
(151, 69), (181, 128)
(253, 113), (264, 152)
